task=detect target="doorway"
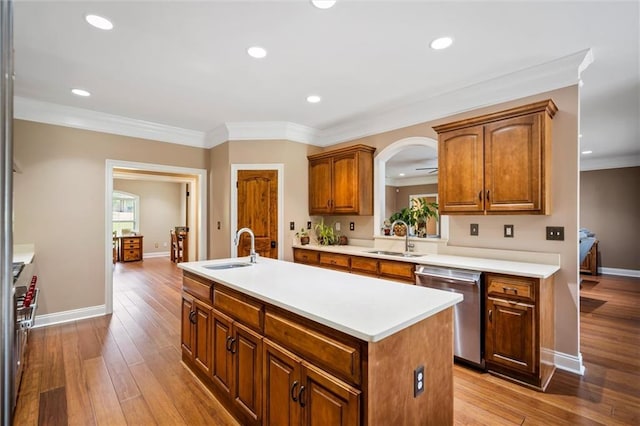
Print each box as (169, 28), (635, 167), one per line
(231, 164), (284, 259)
(105, 160), (208, 314)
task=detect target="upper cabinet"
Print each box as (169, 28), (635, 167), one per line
(434, 100), (557, 215)
(308, 144), (375, 215)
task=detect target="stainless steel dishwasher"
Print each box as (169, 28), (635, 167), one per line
(415, 265), (484, 368)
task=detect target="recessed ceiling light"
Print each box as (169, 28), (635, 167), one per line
(71, 88), (91, 97)
(311, 0), (337, 9)
(399, 173), (405, 177)
(581, 150), (593, 155)
(306, 95), (321, 103)
(247, 46), (267, 59)
(85, 14), (113, 30)
(430, 36), (453, 50)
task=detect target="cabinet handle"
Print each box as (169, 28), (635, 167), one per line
(189, 311), (196, 325)
(290, 381), (299, 402)
(298, 385), (306, 407)
(478, 190), (482, 201)
(327, 200), (331, 208)
(486, 190), (490, 201)
(488, 309), (492, 322)
(502, 286), (518, 295)
(229, 337), (237, 354)
(225, 336), (233, 352)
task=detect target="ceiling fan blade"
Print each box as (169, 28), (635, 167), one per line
(415, 167), (438, 171)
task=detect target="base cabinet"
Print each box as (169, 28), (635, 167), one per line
(484, 273), (555, 390)
(181, 294), (212, 376)
(264, 340), (360, 426)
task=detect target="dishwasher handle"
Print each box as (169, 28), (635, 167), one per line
(415, 270), (479, 284)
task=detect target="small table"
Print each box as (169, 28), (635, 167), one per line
(117, 235), (144, 262)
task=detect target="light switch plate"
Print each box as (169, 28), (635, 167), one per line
(504, 224), (514, 238)
(470, 223), (479, 236)
(546, 226), (565, 241)
(289, 221), (295, 231)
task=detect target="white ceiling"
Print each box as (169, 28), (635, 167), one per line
(12, 0), (640, 173)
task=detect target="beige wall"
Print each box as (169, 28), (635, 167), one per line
(580, 166), (640, 270)
(13, 120), (208, 315)
(391, 183), (438, 212)
(208, 139), (318, 261)
(114, 179), (183, 254)
(317, 86), (581, 359)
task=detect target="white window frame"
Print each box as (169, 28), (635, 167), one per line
(112, 190), (140, 233)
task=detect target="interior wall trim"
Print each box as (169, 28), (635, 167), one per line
(143, 251), (171, 258)
(33, 305), (106, 329)
(552, 350), (585, 376)
(599, 267), (640, 278)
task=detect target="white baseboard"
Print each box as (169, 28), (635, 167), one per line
(143, 251), (170, 258)
(33, 304), (107, 328)
(553, 350), (585, 375)
(599, 267), (640, 278)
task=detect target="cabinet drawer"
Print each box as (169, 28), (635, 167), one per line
(379, 260), (415, 282)
(183, 274), (213, 303)
(350, 256), (378, 274)
(293, 248), (319, 265)
(487, 274), (536, 302)
(122, 250), (140, 261)
(214, 288), (263, 331)
(319, 252), (350, 270)
(264, 311), (361, 384)
(122, 238), (141, 246)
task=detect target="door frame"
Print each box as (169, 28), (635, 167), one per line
(105, 159), (208, 314)
(230, 164), (284, 260)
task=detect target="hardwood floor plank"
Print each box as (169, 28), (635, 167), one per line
(128, 361), (188, 425)
(37, 387), (67, 426)
(83, 357), (127, 426)
(14, 259), (640, 425)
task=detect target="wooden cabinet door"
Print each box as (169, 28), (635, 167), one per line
(309, 157), (333, 214)
(263, 340), (302, 426)
(181, 295), (195, 359)
(301, 362), (360, 426)
(212, 310), (234, 394)
(486, 298), (536, 374)
(438, 125), (485, 213)
(193, 299), (213, 375)
(331, 152), (358, 214)
(233, 322), (263, 423)
(484, 113), (542, 213)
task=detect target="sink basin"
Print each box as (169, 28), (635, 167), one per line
(203, 262), (253, 270)
(366, 250), (423, 258)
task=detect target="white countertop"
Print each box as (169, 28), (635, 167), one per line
(179, 257), (462, 343)
(13, 244), (35, 264)
(293, 244), (560, 279)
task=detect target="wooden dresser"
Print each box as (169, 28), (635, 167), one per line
(119, 235), (143, 262)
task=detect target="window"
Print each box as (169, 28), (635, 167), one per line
(113, 191), (139, 234)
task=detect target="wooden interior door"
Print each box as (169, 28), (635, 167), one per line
(237, 170), (278, 259)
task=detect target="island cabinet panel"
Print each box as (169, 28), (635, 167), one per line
(319, 252), (351, 271)
(263, 340), (360, 426)
(484, 273), (555, 390)
(434, 99), (556, 215)
(350, 256), (378, 277)
(181, 294), (213, 376)
(308, 144), (375, 215)
(378, 259), (415, 283)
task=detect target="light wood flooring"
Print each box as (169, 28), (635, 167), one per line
(13, 258), (640, 425)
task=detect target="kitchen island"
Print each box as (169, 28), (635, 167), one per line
(178, 257), (462, 425)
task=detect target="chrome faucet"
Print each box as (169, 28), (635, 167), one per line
(390, 219), (414, 254)
(235, 227), (258, 263)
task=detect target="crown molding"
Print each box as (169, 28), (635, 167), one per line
(14, 96), (208, 148)
(317, 49), (594, 146)
(580, 153), (640, 171)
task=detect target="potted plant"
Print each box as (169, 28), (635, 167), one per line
(411, 198), (439, 237)
(314, 220), (337, 246)
(296, 228), (310, 245)
(388, 207), (412, 236)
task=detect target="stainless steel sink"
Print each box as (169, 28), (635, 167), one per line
(366, 250), (424, 258)
(203, 262), (253, 270)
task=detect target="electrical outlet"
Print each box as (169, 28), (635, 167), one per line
(217, 221), (221, 230)
(546, 226), (565, 241)
(154, 242), (159, 248)
(350, 222), (355, 231)
(414, 365), (425, 397)
(335, 222), (341, 231)
(504, 224), (514, 238)
(289, 221), (295, 231)
(470, 223), (479, 236)
(307, 221), (312, 230)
